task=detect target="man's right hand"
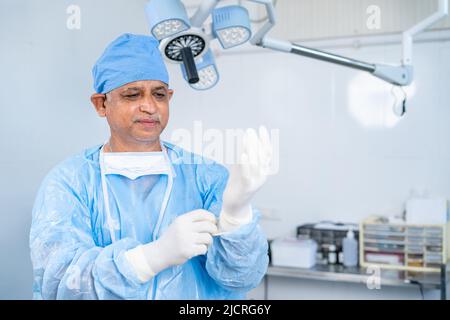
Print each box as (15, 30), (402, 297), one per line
(125, 209), (218, 282)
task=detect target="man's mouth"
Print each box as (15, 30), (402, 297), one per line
(136, 119), (160, 128)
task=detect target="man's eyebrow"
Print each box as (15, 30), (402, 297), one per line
(121, 86), (143, 92)
(121, 86), (167, 92)
(152, 86), (168, 91)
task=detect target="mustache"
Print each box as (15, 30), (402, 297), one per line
(133, 114), (161, 122)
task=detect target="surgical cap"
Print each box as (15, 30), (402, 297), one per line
(92, 33), (169, 94)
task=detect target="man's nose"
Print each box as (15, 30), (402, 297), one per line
(139, 95), (157, 114)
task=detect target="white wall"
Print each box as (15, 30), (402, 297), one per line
(1, 0), (449, 299)
(0, 0), (149, 299)
(267, 0), (450, 41)
(167, 39), (450, 240)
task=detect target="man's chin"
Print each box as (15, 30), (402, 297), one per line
(131, 125), (165, 144)
(133, 132), (162, 144)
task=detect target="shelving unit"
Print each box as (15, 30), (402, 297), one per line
(360, 218), (450, 272)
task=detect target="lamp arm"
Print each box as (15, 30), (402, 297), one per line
(245, 0), (447, 86)
(190, 0), (221, 28)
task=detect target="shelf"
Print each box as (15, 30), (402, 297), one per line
(364, 239), (406, 245)
(266, 264), (449, 289)
(361, 220), (449, 272)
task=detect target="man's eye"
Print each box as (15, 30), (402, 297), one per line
(154, 93), (166, 98)
(125, 93), (139, 98)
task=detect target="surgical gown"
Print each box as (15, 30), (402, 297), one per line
(29, 142), (269, 299)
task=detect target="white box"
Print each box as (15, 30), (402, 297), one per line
(271, 238), (317, 268)
(406, 198), (448, 225)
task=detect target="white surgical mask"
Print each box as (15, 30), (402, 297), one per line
(101, 151), (170, 180)
(99, 141), (175, 243)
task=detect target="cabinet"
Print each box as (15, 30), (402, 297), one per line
(360, 218), (450, 272)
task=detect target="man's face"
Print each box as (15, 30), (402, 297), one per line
(93, 80), (173, 145)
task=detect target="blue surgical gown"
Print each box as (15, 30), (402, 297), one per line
(29, 142), (269, 299)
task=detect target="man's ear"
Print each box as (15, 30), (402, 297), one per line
(91, 93), (107, 117)
(168, 89), (174, 101)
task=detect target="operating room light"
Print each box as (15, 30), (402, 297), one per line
(144, 0), (448, 92)
(216, 27), (251, 49)
(181, 49), (219, 90)
(164, 34), (206, 62)
(145, 1), (256, 90)
(152, 19), (188, 40)
(212, 6), (252, 49)
(145, 0), (190, 40)
(191, 65), (219, 90)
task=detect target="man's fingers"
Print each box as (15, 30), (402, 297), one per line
(259, 125), (271, 147)
(195, 233), (214, 246)
(183, 210), (217, 223)
(257, 141), (271, 176)
(239, 153), (251, 180)
(247, 130), (259, 166)
(242, 129), (249, 156)
(193, 244), (208, 256)
(258, 126), (272, 162)
(236, 126), (274, 180)
(192, 221), (218, 234)
(257, 126), (273, 176)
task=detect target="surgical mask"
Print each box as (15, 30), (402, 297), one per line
(99, 142), (175, 243)
(101, 151), (170, 180)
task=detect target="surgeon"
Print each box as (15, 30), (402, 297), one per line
(29, 33), (272, 300)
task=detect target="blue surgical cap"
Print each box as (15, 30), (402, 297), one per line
(92, 33), (169, 94)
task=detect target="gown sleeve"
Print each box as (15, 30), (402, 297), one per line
(30, 165), (150, 300)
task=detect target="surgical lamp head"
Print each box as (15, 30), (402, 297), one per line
(161, 30), (209, 85)
(213, 5), (252, 49)
(145, 0), (252, 90)
(145, 0), (190, 40)
(181, 49), (219, 90)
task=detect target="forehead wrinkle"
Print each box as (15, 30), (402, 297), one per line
(121, 83), (168, 92)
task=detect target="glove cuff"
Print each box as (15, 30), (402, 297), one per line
(219, 205), (253, 233)
(125, 245), (156, 283)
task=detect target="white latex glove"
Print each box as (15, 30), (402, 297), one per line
(125, 209), (218, 282)
(219, 126), (273, 233)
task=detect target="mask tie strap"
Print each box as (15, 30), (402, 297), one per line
(99, 143), (117, 243)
